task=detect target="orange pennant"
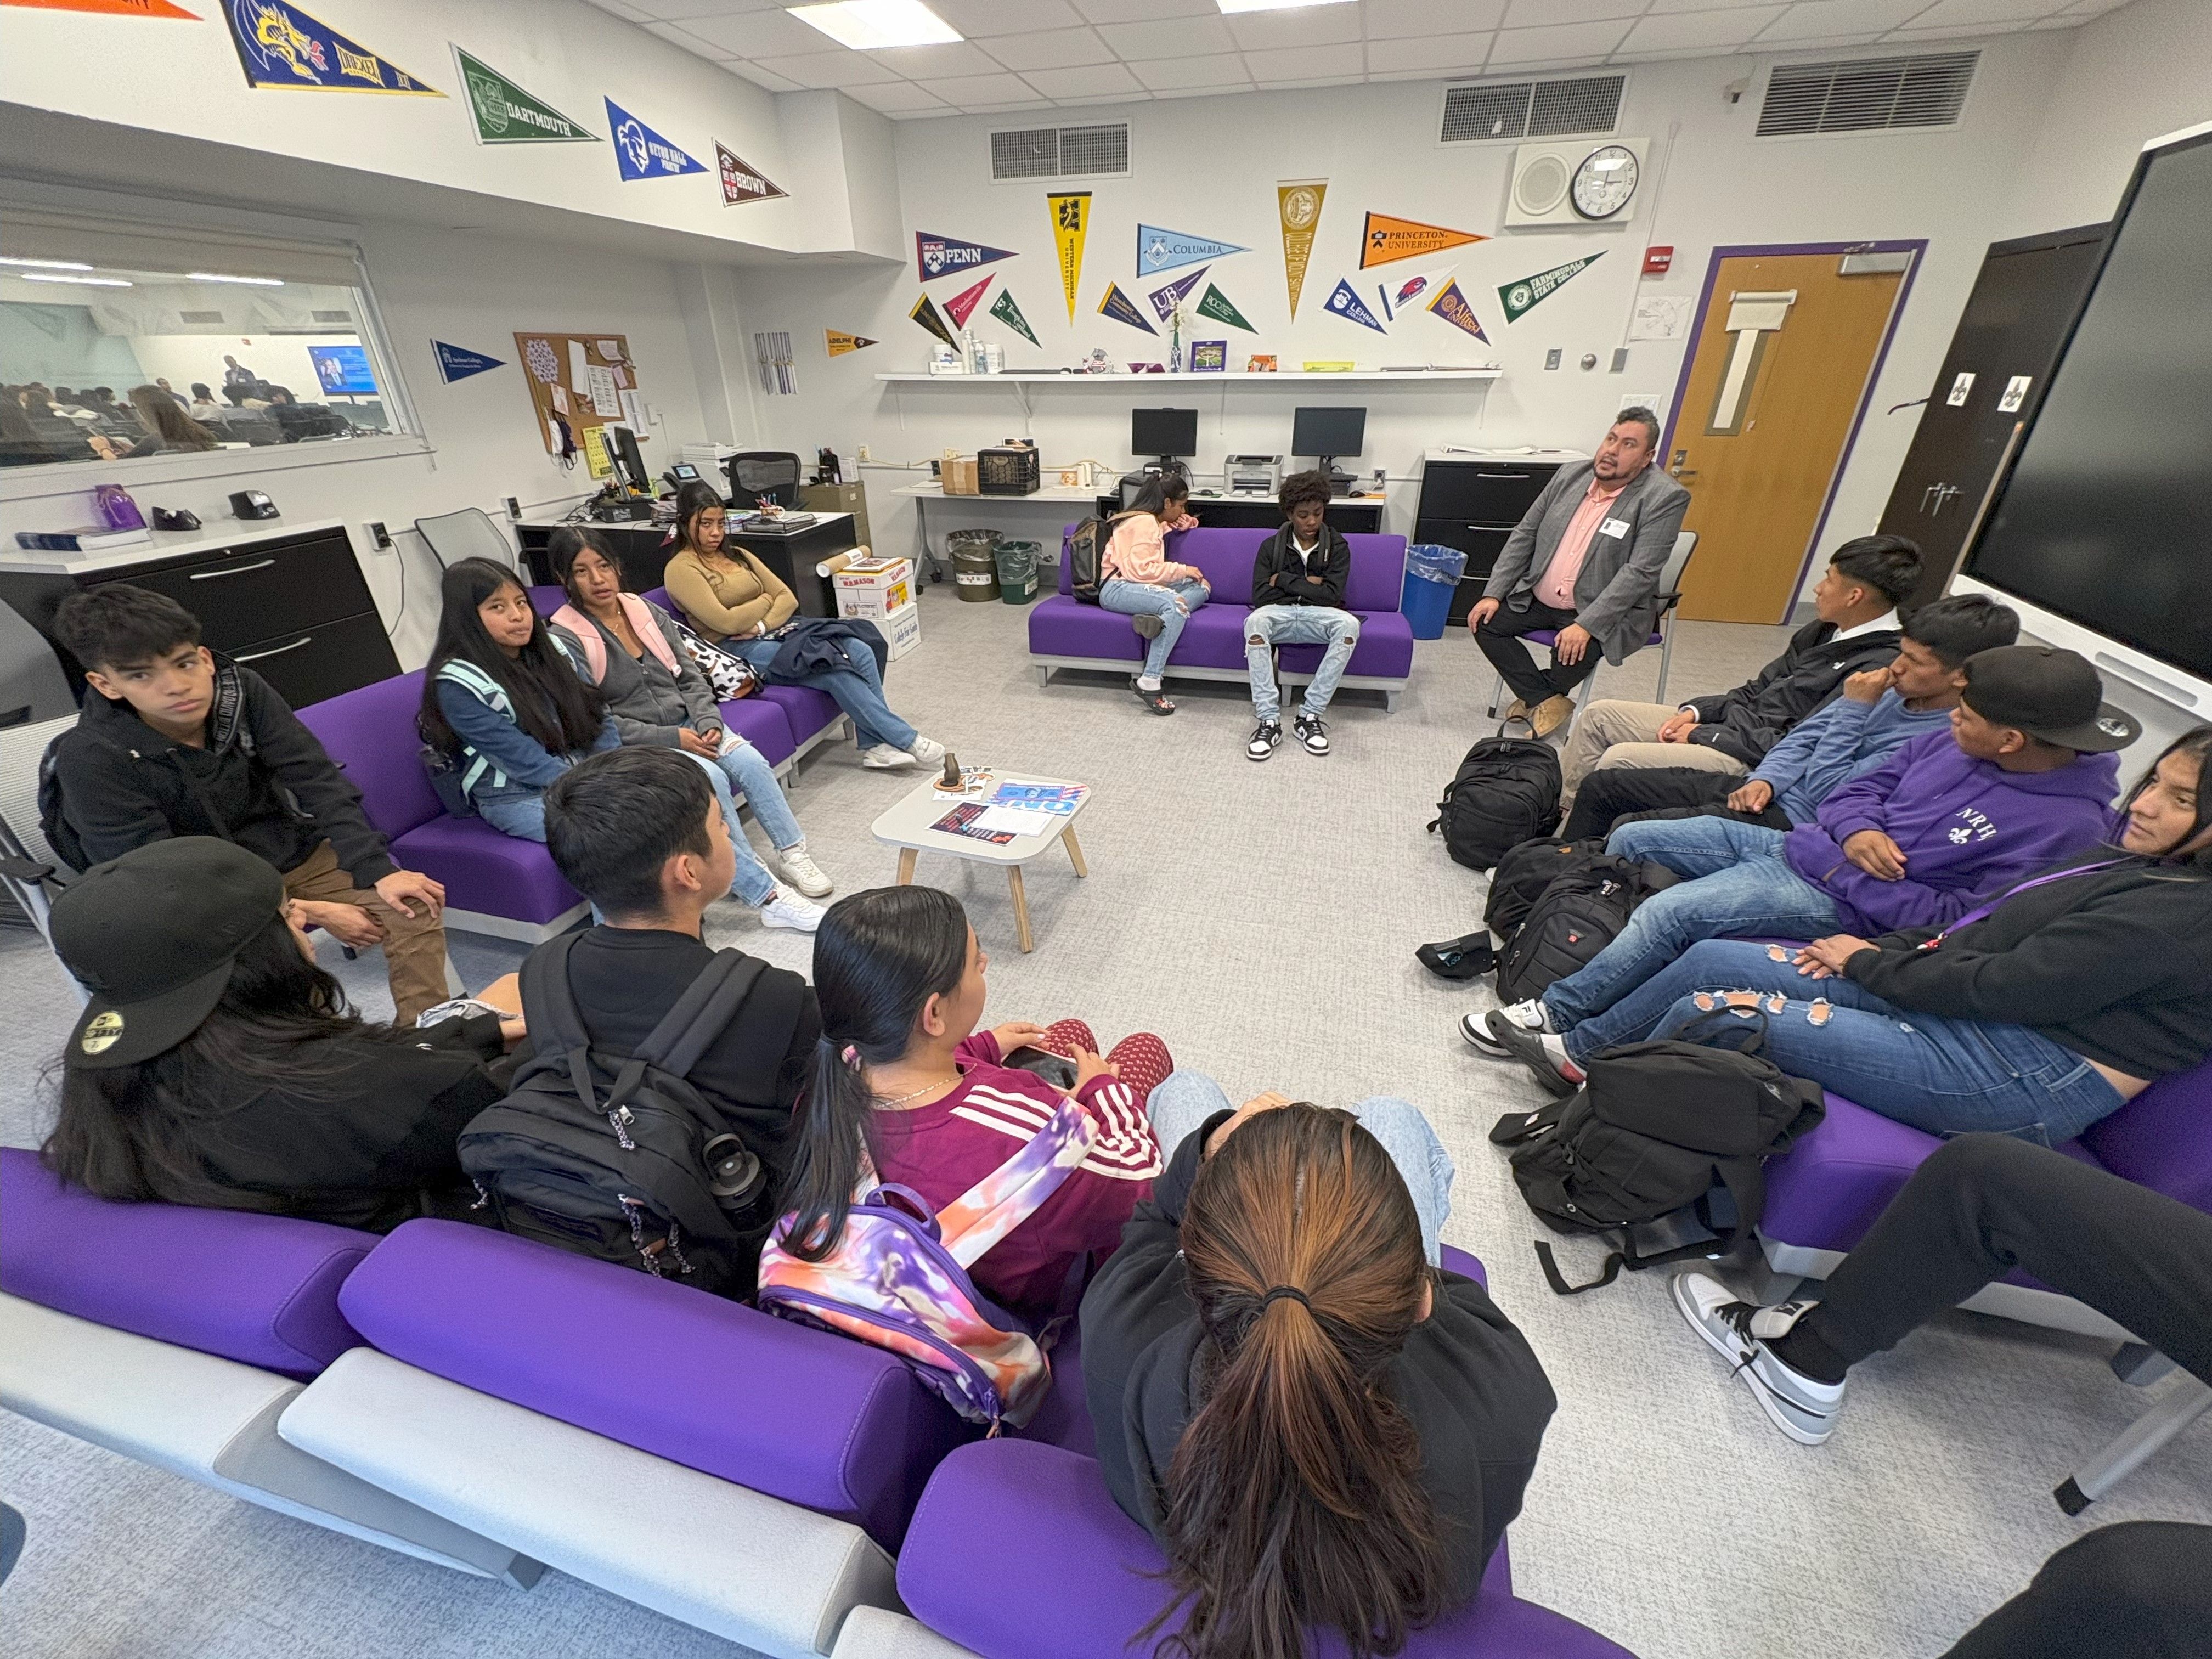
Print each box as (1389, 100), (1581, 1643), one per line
(2, 0), (199, 13)
(1359, 212), (1487, 269)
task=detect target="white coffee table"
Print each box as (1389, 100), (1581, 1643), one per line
(870, 772), (1091, 952)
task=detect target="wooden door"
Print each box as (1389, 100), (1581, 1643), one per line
(1668, 253), (1910, 623)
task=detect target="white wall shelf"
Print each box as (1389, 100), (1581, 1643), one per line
(875, 370), (1501, 384)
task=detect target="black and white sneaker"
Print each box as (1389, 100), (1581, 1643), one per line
(1246, 720), (1283, 761)
(1671, 1272), (1846, 1446)
(1458, 997), (1550, 1056)
(1294, 713), (1330, 756)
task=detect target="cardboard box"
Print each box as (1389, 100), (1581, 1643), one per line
(942, 456), (979, 495)
(883, 599), (922, 661)
(837, 580), (913, 622)
(833, 555), (913, 598)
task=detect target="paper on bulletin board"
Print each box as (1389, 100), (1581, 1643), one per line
(550, 383), (569, 415)
(620, 389), (645, 431)
(611, 364), (631, 390)
(568, 340), (590, 390)
(586, 364), (623, 417)
(1629, 295), (1692, 341)
(597, 340), (624, 362)
(582, 426), (614, 479)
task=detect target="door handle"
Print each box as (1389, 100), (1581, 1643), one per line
(1921, 484), (1939, 512)
(189, 557), (276, 580)
(234, 635), (312, 663)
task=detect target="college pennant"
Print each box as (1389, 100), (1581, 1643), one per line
(1136, 225), (1246, 277)
(1277, 179), (1327, 319)
(1323, 276), (1387, 334)
(1147, 267), (1208, 323)
(825, 331), (878, 357)
(944, 275), (994, 330)
(1048, 192), (1092, 321)
(989, 287), (1039, 346)
(1498, 253), (1604, 323)
(1098, 283), (1158, 335)
(1426, 279), (1490, 342)
(456, 47), (592, 142)
(606, 98), (706, 180)
(1359, 212), (1486, 269)
(718, 144), (786, 205)
(1195, 284), (1256, 334)
(222, 0), (439, 93)
(915, 231), (1016, 283)
(4, 0), (198, 18)
(1376, 269), (1448, 321)
(433, 340), (505, 382)
(910, 294), (956, 348)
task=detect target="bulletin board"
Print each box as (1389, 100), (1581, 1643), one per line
(512, 331), (646, 478)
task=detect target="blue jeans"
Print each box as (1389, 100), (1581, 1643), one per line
(1541, 815), (1842, 1028)
(477, 790), (546, 842)
(730, 635), (915, 752)
(1145, 1069), (1455, 1267)
(1246, 604), (1359, 721)
(1099, 578), (1209, 681)
(685, 749), (778, 907)
(1560, 939), (2126, 1144)
(711, 737), (803, 851)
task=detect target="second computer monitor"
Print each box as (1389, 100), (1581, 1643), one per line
(1291, 406), (1365, 468)
(1132, 407), (1199, 466)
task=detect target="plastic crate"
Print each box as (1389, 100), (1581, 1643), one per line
(977, 444), (1041, 496)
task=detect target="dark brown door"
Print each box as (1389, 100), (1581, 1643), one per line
(1877, 224), (2107, 612)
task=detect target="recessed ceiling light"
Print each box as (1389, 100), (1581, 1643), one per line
(20, 273), (132, 287)
(788, 0), (960, 50)
(187, 272), (285, 286)
(0, 255), (93, 270)
(1217, 0), (1355, 12)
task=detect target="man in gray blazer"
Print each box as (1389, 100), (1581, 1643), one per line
(1468, 408), (1690, 737)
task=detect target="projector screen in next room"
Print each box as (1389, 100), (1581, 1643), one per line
(1962, 126), (2212, 686)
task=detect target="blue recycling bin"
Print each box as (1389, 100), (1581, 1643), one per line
(1401, 544), (1469, 640)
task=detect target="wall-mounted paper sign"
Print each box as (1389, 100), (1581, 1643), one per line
(1997, 374), (2031, 413)
(1946, 371), (1975, 407)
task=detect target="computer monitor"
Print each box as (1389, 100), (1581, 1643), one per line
(1131, 407), (1199, 469)
(1291, 407), (1365, 484)
(607, 424), (651, 496)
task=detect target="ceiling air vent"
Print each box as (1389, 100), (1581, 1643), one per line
(311, 309), (354, 324)
(1441, 75), (1624, 143)
(989, 122), (1130, 182)
(178, 309), (225, 324)
(1757, 52), (1977, 137)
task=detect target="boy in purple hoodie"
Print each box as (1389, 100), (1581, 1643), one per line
(1464, 646), (2133, 1052)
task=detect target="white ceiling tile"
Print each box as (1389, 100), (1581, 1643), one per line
(1239, 43), (1357, 78)
(1152, 81), (1255, 96)
(1053, 89), (1160, 102)
(640, 19), (736, 59)
(1021, 60), (1145, 97)
(587, 0), (653, 21)
(679, 7), (853, 54)
(624, 0), (781, 18)
(1129, 50), (1251, 88)
(723, 59), (808, 91)
(1268, 73), (1372, 88)
(915, 71), (1045, 101)
(1644, 0), (1795, 10)
(930, 0), (1086, 33)
(1617, 5), (1787, 50)
(979, 26), (1120, 69)
(1069, 0), (1217, 22)
(1227, 6), (1364, 49)
(865, 41), (1006, 77)
(1488, 16), (1637, 60)
(960, 97), (1059, 112)
(1503, 0), (1647, 24)
(1902, 0), (2056, 23)
(1756, 0), (1940, 40)
(1749, 29), (1895, 45)
(1883, 19), (2031, 35)
(749, 49), (904, 86)
(1096, 15), (1237, 55)
(840, 79), (957, 111)
(1610, 41), (1766, 57)
(1367, 30), (1495, 71)
(1364, 0), (1508, 38)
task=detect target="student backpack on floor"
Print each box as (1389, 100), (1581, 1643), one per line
(1489, 1009), (1825, 1294)
(1427, 737), (1561, 871)
(1065, 517), (1111, 605)
(1492, 854), (1680, 1005)
(458, 936), (776, 1299)
(1486, 836), (1607, 938)
(757, 1095), (1098, 1430)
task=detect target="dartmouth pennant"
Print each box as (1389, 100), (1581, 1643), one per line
(988, 287), (1038, 346)
(1195, 284), (1254, 334)
(916, 232), (1015, 284)
(607, 99), (705, 180)
(224, 0), (438, 93)
(1498, 253), (1603, 322)
(1323, 277), (1386, 334)
(1098, 283), (1157, 335)
(1136, 225), (1245, 277)
(456, 47), (592, 142)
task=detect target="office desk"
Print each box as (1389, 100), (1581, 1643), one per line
(518, 514), (855, 617)
(1152, 493), (1385, 534)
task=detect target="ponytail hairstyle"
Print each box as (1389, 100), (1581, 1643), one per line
(1153, 1103), (1446, 1659)
(417, 556), (606, 758)
(1128, 470), (1190, 523)
(777, 885), (972, 1260)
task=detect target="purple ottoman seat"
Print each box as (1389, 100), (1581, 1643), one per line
(0, 1147), (368, 1376)
(720, 697), (797, 765)
(759, 683), (844, 749)
(337, 1220), (970, 1548)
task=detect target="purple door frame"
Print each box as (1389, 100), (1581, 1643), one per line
(1660, 239), (1928, 623)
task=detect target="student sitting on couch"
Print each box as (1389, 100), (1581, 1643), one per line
(1098, 472), (1205, 716)
(1244, 468), (1358, 762)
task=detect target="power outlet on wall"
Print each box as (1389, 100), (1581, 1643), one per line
(1545, 348), (1563, 371)
(364, 521), (393, 550)
(856, 444), (872, 463)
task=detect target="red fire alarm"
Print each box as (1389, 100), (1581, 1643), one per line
(1642, 246), (1674, 276)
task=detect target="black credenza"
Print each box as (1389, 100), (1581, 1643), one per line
(0, 521), (400, 712)
(1412, 454), (1573, 625)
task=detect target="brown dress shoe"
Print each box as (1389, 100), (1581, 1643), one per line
(1531, 693), (1577, 738)
(1502, 697), (1529, 725)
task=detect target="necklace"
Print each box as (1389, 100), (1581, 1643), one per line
(871, 1070), (961, 1108)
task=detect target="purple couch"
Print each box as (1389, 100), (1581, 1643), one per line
(1028, 527), (1416, 710)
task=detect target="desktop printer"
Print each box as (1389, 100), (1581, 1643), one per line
(1225, 454), (1282, 495)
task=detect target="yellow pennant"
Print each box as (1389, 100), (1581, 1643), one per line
(1049, 191), (1092, 322)
(825, 330), (877, 357)
(1277, 179), (1327, 320)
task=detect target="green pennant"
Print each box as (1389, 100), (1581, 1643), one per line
(988, 287), (1039, 346)
(455, 47), (596, 144)
(1497, 253), (1603, 323)
(1195, 283), (1255, 334)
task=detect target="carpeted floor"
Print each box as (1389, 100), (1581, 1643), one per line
(4, 579), (2207, 1658)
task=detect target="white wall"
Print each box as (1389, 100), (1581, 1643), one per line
(729, 36), (2079, 616)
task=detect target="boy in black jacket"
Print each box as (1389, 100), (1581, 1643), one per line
(1244, 469), (1358, 760)
(48, 585), (450, 1024)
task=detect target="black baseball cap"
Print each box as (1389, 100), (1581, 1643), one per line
(52, 838), (285, 1070)
(1960, 645), (2140, 753)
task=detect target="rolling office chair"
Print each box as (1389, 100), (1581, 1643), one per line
(414, 508), (519, 572)
(725, 452), (803, 510)
(1485, 529), (1700, 721)
(0, 713), (78, 954)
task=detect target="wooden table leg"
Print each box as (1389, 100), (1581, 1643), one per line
(1061, 826), (1088, 878)
(896, 847), (918, 885)
(1007, 864), (1035, 952)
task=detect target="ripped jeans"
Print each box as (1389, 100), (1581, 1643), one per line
(1246, 603), (1359, 723)
(1099, 578), (1209, 682)
(1558, 939), (2125, 1144)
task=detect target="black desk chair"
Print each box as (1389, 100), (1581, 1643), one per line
(726, 452), (803, 510)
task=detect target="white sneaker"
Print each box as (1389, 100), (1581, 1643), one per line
(759, 890), (826, 932)
(775, 843), (833, 898)
(1670, 1271), (1846, 1446)
(1460, 997), (1551, 1055)
(861, 743), (920, 770)
(907, 736), (946, 766)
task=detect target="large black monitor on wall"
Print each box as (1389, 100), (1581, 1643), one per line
(1131, 407), (1198, 465)
(1961, 125), (2212, 695)
(1292, 406), (1365, 465)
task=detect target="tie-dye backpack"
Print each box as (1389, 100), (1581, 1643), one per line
(756, 1096), (1095, 1430)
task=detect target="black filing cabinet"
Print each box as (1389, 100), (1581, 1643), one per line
(0, 524), (400, 712)
(1413, 455), (1570, 625)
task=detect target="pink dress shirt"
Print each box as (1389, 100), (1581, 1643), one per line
(1534, 478), (1627, 610)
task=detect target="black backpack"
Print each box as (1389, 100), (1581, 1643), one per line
(458, 935), (778, 1299)
(1427, 738), (1561, 872)
(1492, 855), (1680, 1005)
(1065, 516), (1111, 605)
(1490, 1011), (1826, 1294)
(1485, 836), (1607, 938)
